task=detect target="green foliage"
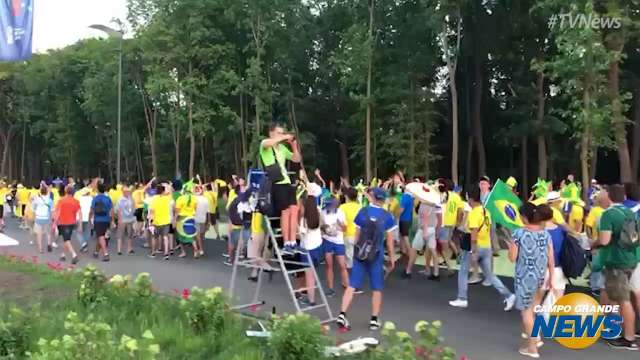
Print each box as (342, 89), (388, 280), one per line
(267, 313), (329, 360)
(180, 287), (227, 334)
(0, 308), (30, 358)
(77, 264), (108, 306)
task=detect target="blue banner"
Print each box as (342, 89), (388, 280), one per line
(0, 0), (33, 61)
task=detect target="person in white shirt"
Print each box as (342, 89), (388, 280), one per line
(78, 189), (94, 252)
(31, 184), (53, 254)
(297, 184), (324, 308)
(321, 197), (347, 297)
(194, 185), (210, 257)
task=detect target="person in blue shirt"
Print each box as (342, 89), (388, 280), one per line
(337, 187), (396, 332)
(90, 183), (114, 262)
(623, 183), (640, 213)
(398, 190), (414, 258)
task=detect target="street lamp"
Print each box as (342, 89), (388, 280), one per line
(89, 22), (124, 184)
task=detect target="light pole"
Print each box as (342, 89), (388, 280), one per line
(89, 22), (124, 184)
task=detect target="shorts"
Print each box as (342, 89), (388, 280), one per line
(208, 213), (218, 225)
(604, 268), (634, 302)
(272, 184), (296, 214)
(323, 240), (346, 256)
(248, 232), (265, 259)
(94, 222), (110, 238)
(57, 224), (76, 242)
(630, 264), (640, 292)
(349, 254), (385, 291)
(155, 224), (170, 237)
(344, 236), (355, 268)
(399, 220), (412, 237)
(412, 228), (436, 251)
(169, 224), (175, 234)
(34, 222), (50, 236)
(438, 226), (454, 243)
(134, 208), (144, 222)
(544, 267), (568, 291)
(0, 204), (3, 218)
(117, 222), (134, 239)
(229, 227), (249, 247)
(299, 246), (323, 267)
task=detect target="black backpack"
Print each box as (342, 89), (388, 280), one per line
(560, 234), (587, 279)
(256, 177), (274, 217)
(94, 197), (108, 217)
(228, 196), (243, 226)
(354, 208), (383, 263)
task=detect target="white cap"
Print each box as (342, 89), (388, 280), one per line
(307, 183), (322, 198)
(546, 191), (561, 202)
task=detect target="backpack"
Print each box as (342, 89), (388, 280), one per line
(613, 206), (640, 249)
(354, 208), (383, 263)
(256, 177), (274, 217)
(94, 197), (108, 217)
(228, 196), (243, 226)
(560, 234), (588, 279)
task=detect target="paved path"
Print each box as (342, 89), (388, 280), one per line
(0, 217), (632, 360)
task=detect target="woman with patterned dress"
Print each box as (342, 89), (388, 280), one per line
(508, 203), (555, 359)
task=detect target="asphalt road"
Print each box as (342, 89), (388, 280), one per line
(0, 217), (633, 360)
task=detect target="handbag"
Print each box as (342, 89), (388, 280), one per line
(264, 147), (285, 183)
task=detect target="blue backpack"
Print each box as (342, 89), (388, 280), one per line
(354, 208), (383, 263)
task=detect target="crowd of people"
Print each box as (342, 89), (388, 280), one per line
(3, 122), (640, 357)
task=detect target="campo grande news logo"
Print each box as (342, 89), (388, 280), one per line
(532, 293), (622, 349)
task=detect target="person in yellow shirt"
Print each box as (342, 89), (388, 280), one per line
(247, 210), (267, 281)
(439, 178), (463, 271)
(564, 200), (585, 233)
(0, 182), (8, 230)
(16, 184), (28, 223)
(132, 184), (146, 239)
(149, 184), (173, 260)
(205, 182), (220, 240)
(449, 187), (516, 310)
(546, 191), (567, 226)
(174, 185), (199, 258)
(585, 193), (605, 241)
(338, 187), (362, 270)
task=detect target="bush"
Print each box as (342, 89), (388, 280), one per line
(77, 265), (108, 306)
(267, 314), (329, 360)
(360, 321), (456, 360)
(180, 287), (227, 334)
(0, 308), (30, 358)
(29, 312), (159, 360)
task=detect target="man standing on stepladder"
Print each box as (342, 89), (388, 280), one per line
(259, 123), (301, 249)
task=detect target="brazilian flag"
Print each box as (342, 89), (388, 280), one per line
(485, 179), (523, 230)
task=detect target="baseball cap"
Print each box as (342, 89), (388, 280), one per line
(479, 176), (491, 184)
(306, 183), (322, 198)
(546, 191), (561, 202)
(371, 187), (388, 201)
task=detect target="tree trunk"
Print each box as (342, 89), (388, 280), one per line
(465, 135), (474, 190)
(337, 140), (350, 182)
(450, 68), (459, 184)
(20, 124), (25, 181)
(200, 137), (207, 180)
(535, 71), (547, 179)
(408, 76), (416, 176)
(608, 56), (632, 182)
(0, 128), (15, 177)
(240, 93), (248, 174)
(141, 89), (158, 177)
(590, 146), (598, 183)
(521, 136), (528, 201)
(365, 0), (375, 181)
(472, 60), (486, 177)
(631, 80), (640, 182)
(580, 131), (591, 203)
(188, 100), (195, 179)
(174, 122), (180, 178)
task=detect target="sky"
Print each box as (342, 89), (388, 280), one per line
(32, 0), (129, 53)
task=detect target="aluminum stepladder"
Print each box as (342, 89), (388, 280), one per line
(228, 214), (335, 325)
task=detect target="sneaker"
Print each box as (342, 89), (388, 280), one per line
(482, 279), (492, 287)
(518, 348), (540, 359)
(147, 254), (156, 259)
(51, 242), (58, 249)
(336, 314), (350, 330)
(164, 255), (170, 261)
(93, 252), (99, 259)
(504, 294), (516, 311)
(47, 245), (52, 253)
(223, 260), (233, 266)
(369, 318), (380, 331)
(607, 337), (639, 351)
(102, 255), (110, 262)
(248, 276), (258, 282)
(299, 296), (316, 308)
(427, 274), (440, 281)
(325, 288), (336, 297)
(222, 253), (230, 258)
(29, 240), (34, 245)
(400, 271), (412, 279)
(71, 256), (79, 265)
(354, 289), (364, 295)
(117, 251), (123, 256)
(128, 250), (135, 255)
(468, 275), (482, 285)
(449, 299), (468, 308)
(59, 255), (66, 262)
(81, 242), (88, 252)
(199, 250), (204, 256)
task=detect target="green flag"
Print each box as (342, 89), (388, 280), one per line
(485, 179), (523, 230)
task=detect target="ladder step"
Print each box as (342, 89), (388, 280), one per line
(300, 304), (327, 312)
(235, 262), (281, 272)
(293, 286), (318, 293)
(286, 268), (308, 275)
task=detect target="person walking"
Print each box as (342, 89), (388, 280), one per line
(117, 186), (136, 255)
(90, 183), (114, 262)
(31, 183), (53, 254)
(52, 185), (81, 265)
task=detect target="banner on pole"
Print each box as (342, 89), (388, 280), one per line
(0, 0), (33, 61)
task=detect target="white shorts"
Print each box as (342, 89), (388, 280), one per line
(344, 236), (355, 268)
(631, 263), (640, 292)
(412, 228), (436, 251)
(544, 267), (568, 291)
